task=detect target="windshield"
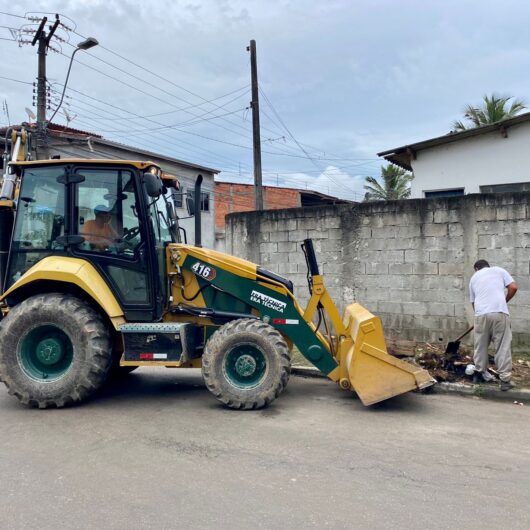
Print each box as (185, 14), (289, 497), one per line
(150, 188), (179, 244)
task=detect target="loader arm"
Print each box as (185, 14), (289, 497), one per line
(301, 273), (435, 405)
(168, 242), (434, 405)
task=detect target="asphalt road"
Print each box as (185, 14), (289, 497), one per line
(1, 369), (529, 530)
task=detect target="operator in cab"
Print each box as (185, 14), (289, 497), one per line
(81, 204), (118, 250)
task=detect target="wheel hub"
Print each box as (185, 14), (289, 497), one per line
(223, 344), (267, 389)
(235, 354), (257, 377)
(18, 325), (74, 382)
(36, 338), (64, 365)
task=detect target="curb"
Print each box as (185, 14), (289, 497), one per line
(291, 366), (530, 403)
(291, 366), (326, 379)
(433, 381), (530, 402)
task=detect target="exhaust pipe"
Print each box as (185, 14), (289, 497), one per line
(194, 174), (203, 248)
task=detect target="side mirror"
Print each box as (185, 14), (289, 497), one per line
(142, 172), (163, 198)
(166, 201), (175, 222)
(186, 192), (195, 216)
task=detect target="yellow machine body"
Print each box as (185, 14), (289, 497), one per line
(0, 157), (434, 409)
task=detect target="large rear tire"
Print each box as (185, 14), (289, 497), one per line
(0, 293), (112, 408)
(202, 319), (291, 410)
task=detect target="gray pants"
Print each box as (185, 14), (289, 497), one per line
(474, 313), (512, 382)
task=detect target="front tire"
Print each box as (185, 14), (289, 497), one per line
(202, 319), (291, 410)
(0, 293), (112, 408)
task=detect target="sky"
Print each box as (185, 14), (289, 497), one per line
(1, 0), (529, 202)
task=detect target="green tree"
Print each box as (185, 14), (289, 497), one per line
(452, 93), (526, 131)
(364, 164), (413, 201)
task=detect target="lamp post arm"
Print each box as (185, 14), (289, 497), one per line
(46, 47), (81, 127)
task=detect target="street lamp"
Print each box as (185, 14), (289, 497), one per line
(47, 37), (99, 126)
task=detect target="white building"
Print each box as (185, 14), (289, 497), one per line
(378, 112), (530, 199)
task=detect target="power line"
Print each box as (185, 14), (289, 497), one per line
(52, 103), (254, 174)
(56, 85), (370, 196)
(94, 107), (248, 134)
(60, 25), (353, 163)
(3, 11), (376, 174)
(56, 50), (268, 147)
(258, 86), (362, 196)
(0, 75), (32, 85)
(35, 14), (372, 189)
(85, 85), (250, 122)
(70, 113), (253, 172)
(63, 39), (250, 122)
(46, 84), (255, 171)
(69, 25), (255, 124)
(0, 11), (26, 19)
(55, 44), (259, 143)
(56, 23), (372, 167)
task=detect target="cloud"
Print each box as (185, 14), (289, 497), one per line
(216, 164), (367, 201)
(2, 0), (530, 188)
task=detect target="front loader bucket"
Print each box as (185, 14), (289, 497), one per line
(340, 303), (435, 405)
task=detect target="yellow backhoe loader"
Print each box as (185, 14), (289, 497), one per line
(0, 130), (433, 409)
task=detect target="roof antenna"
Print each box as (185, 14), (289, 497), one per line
(25, 107), (36, 123)
(2, 100), (10, 126)
(62, 108), (77, 127)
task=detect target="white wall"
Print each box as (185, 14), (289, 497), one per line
(410, 122), (530, 198)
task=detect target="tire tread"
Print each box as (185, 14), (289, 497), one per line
(0, 293), (111, 409)
(202, 318), (291, 410)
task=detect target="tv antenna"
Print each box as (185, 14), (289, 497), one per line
(2, 100), (10, 126)
(25, 107), (37, 123)
(62, 109), (77, 127)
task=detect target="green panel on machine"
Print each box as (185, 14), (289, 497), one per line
(182, 255), (339, 376)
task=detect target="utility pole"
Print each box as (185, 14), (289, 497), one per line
(32, 14), (60, 159)
(247, 40), (264, 210)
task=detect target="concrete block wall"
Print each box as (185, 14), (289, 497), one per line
(226, 192), (530, 352)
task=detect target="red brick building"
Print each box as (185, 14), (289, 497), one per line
(215, 182), (302, 230)
(214, 181), (350, 250)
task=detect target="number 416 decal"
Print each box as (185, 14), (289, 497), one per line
(191, 261), (217, 281)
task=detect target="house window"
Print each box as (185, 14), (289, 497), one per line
(186, 190), (210, 212)
(424, 188), (464, 198)
(480, 182), (530, 193)
(200, 192), (210, 212)
(172, 190), (183, 209)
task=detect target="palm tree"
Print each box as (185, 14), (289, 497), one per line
(364, 164), (413, 201)
(452, 93), (526, 131)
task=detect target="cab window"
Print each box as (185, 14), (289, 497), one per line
(76, 169), (141, 259)
(7, 166), (65, 287)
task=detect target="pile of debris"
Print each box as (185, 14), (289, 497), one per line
(413, 342), (472, 382)
(389, 338), (530, 385)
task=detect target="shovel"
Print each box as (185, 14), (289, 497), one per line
(444, 326), (474, 356)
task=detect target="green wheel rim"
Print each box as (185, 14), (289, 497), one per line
(17, 325), (74, 381)
(223, 343), (267, 389)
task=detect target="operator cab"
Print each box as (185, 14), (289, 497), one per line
(4, 160), (180, 321)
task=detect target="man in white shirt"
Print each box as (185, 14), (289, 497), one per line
(469, 259), (518, 390)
